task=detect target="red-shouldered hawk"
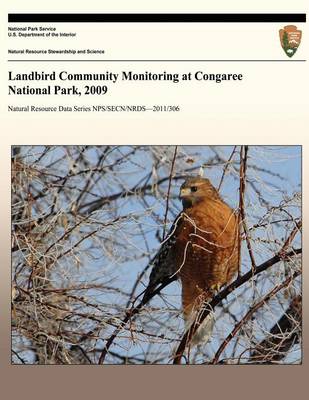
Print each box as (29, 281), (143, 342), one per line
(143, 176), (239, 344)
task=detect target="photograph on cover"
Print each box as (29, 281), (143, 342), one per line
(11, 145), (301, 364)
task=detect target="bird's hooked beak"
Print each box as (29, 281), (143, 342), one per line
(179, 187), (194, 208)
(179, 187), (191, 199)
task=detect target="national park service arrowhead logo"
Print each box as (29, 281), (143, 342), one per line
(279, 25), (302, 58)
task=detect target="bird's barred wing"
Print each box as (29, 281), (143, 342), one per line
(142, 212), (184, 301)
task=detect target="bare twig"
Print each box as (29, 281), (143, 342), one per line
(162, 146), (178, 240)
(217, 145), (237, 192)
(238, 145), (256, 271)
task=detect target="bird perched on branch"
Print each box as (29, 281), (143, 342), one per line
(143, 176), (239, 344)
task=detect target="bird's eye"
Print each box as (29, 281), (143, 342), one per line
(191, 186), (198, 192)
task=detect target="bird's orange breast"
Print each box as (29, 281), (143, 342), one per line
(175, 197), (239, 316)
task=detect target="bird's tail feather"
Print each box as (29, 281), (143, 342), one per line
(184, 309), (215, 345)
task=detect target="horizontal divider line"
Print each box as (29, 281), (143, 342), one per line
(8, 13), (307, 23)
